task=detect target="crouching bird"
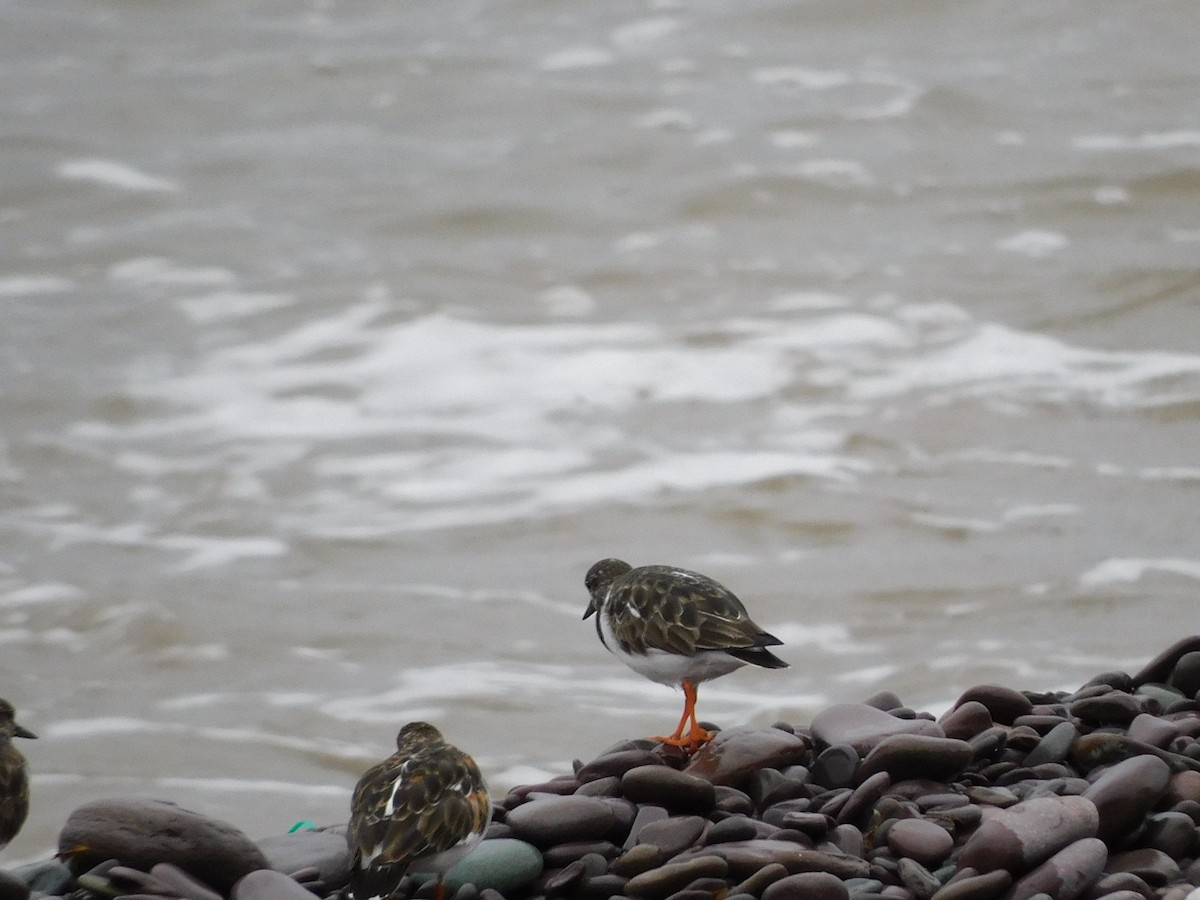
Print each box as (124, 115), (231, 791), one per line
(346, 722), (490, 900)
(584, 557), (788, 752)
(0, 699), (36, 850)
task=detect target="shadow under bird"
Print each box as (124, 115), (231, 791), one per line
(346, 721), (491, 900)
(584, 557), (788, 751)
(0, 699), (36, 851)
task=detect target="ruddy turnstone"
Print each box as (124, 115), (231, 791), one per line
(0, 699), (36, 850)
(346, 722), (490, 900)
(584, 557), (788, 751)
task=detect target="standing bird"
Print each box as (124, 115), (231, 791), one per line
(0, 699), (36, 850)
(346, 722), (491, 900)
(584, 558), (788, 751)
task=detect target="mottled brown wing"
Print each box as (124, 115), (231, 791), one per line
(0, 745), (29, 846)
(612, 566), (774, 656)
(349, 747), (489, 870)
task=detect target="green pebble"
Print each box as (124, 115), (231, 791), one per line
(412, 839), (543, 893)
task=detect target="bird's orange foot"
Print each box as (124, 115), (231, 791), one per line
(650, 726), (717, 753)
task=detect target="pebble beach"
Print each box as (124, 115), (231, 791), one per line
(8, 636), (1200, 900)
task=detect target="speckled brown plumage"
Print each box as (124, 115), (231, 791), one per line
(0, 698), (36, 850)
(347, 722), (490, 900)
(584, 558), (788, 750)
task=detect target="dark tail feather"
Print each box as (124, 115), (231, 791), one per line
(345, 864), (408, 900)
(729, 644), (789, 669)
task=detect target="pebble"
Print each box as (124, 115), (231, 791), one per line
(436, 839), (543, 894)
(633, 816), (707, 858)
(684, 728), (808, 788)
(256, 830), (350, 888)
(1107, 847), (1183, 886)
(886, 819), (954, 867)
(0, 871), (29, 900)
(858, 735), (974, 783)
(612, 844), (665, 877)
(762, 871), (849, 900)
(1003, 836), (1107, 900)
(504, 795), (618, 847)
(577, 749), (665, 782)
(952, 685), (1033, 725)
(231, 869), (314, 900)
(1082, 753), (1171, 843)
(938, 702), (994, 742)
(57, 798), (269, 894)
(809, 705), (944, 755)
(623, 855), (727, 899)
(810, 745), (860, 789)
(957, 795), (1098, 874)
(622, 766), (716, 814)
(1022, 721), (1077, 767)
(928, 869), (1011, 900)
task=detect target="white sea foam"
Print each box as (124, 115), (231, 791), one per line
(58, 159), (180, 193)
(0, 276), (75, 297)
(69, 292), (1200, 542)
(1078, 557), (1200, 588)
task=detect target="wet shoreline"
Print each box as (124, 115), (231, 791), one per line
(8, 636), (1200, 900)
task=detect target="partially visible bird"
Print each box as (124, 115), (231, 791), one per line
(346, 722), (491, 900)
(0, 699), (36, 851)
(584, 557), (788, 751)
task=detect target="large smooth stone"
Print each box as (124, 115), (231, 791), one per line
(685, 728), (809, 788)
(1023, 722), (1078, 767)
(257, 829), (351, 885)
(428, 838), (543, 893)
(633, 815), (706, 858)
(957, 795), (1099, 875)
(1106, 848), (1182, 887)
(886, 818), (954, 867)
(504, 795), (616, 847)
(928, 869), (1011, 900)
(623, 854), (727, 899)
(952, 686), (1033, 725)
(762, 871), (849, 900)
(577, 749), (664, 782)
(675, 841), (870, 880)
(809, 704), (943, 755)
(858, 734), (973, 782)
(1132, 636), (1200, 686)
(622, 766), (716, 814)
(1005, 837), (1107, 900)
(0, 871), (29, 900)
(58, 798), (269, 894)
(1082, 754), (1171, 844)
(938, 701), (994, 741)
(231, 869), (313, 900)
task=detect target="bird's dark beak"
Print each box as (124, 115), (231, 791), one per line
(583, 600), (596, 620)
(15, 725), (36, 740)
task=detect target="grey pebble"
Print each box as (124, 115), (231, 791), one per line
(230, 869), (312, 900)
(1022, 721), (1077, 767)
(886, 818), (953, 868)
(762, 872), (849, 900)
(810, 705), (944, 756)
(1106, 847), (1183, 887)
(858, 735), (973, 783)
(634, 816), (707, 858)
(622, 766), (717, 815)
(1004, 836), (1106, 900)
(504, 795), (618, 847)
(1083, 754), (1171, 843)
(957, 794), (1098, 874)
(623, 855), (728, 900)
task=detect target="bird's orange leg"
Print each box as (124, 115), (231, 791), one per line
(651, 680), (716, 751)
